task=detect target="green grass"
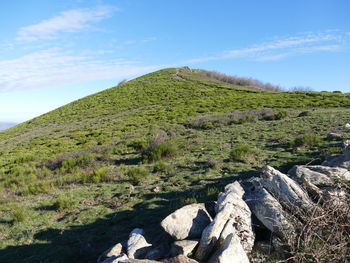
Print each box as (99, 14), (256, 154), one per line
(0, 67), (349, 262)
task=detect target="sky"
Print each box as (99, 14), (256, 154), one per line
(1, 0), (350, 123)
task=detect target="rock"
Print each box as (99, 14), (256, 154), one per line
(160, 203), (212, 240)
(345, 123), (350, 129)
(163, 255), (199, 263)
(98, 243), (126, 263)
(215, 181), (255, 253)
(242, 178), (297, 242)
(145, 244), (169, 260)
(207, 233), (250, 263)
(323, 140), (350, 170)
(118, 259), (159, 263)
(102, 254), (129, 263)
(327, 132), (343, 141)
(170, 240), (199, 257)
(195, 203), (234, 262)
(260, 166), (314, 211)
(288, 165), (350, 187)
(127, 228), (152, 259)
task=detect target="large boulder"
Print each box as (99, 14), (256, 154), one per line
(215, 182), (254, 252)
(195, 203), (234, 261)
(289, 165), (350, 187)
(242, 178), (297, 242)
(170, 240), (199, 257)
(260, 166), (314, 211)
(160, 203), (212, 240)
(207, 233), (250, 263)
(127, 228), (152, 259)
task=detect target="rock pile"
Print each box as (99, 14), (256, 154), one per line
(98, 141), (350, 263)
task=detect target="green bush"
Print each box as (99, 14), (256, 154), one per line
(11, 207), (27, 223)
(81, 168), (109, 183)
(142, 134), (178, 162)
(153, 161), (174, 174)
(290, 133), (322, 149)
(229, 145), (258, 163)
(53, 196), (75, 211)
(127, 167), (149, 185)
(298, 110), (311, 117)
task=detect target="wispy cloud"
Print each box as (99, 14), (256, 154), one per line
(0, 48), (162, 92)
(16, 6), (116, 41)
(187, 31), (349, 63)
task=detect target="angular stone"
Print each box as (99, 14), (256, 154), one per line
(327, 132), (343, 141)
(215, 181), (254, 253)
(102, 253), (129, 263)
(170, 240), (199, 257)
(289, 165), (350, 186)
(242, 178), (297, 242)
(207, 233), (250, 263)
(260, 166), (314, 211)
(195, 203), (234, 262)
(160, 203), (212, 240)
(145, 244), (169, 261)
(98, 243), (125, 263)
(127, 228), (152, 259)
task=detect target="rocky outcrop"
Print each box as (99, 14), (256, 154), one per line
(160, 203), (212, 240)
(98, 135), (350, 263)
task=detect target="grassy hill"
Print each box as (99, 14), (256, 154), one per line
(0, 67), (349, 262)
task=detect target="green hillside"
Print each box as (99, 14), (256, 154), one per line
(0, 67), (349, 262)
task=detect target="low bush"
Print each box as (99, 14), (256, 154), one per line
(229, 145), (258, 163)
(81, 168), (109, 184)
(53, 195), (75, 211)
(142, 132), (178, 162)
(153, 161), (174, 174)
(290, 133), (322, 149)
(127, 167), (149, 185)
(11, 207), (27, 223)
(298, 110), (311, 117)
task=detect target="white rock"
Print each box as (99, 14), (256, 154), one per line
(288, 165), (350, 186)
(102, 253), (129, 263)
(260, 166), (314, 211)
(207, 233), (250, 263)
(127, 228), (152, 259)
(215, 181), (254, 253)
(98, 243), (124, 263)
(195, 203), (234, 261)
(242, 178), (297, 242)
(170, 240), (199, 257)
(160, 203), (212, 240)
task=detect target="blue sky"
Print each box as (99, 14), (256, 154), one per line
(1, 0), (350, 123)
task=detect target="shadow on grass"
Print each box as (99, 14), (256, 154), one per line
(0, 173), (249, 263)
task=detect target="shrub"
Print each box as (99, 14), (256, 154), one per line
(127, 167), (149, 185)
(290, 133), (322, 149)
(53, 196), (75, 211)
(82, 168), (109, 183)
(153, 161), (174, 174)
(11, 207), (27, 223)
(298, 110), (311, 117)
(229, 145), (258, 163)
(142, 132), (178, 162)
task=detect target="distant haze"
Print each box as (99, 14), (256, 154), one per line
(0, 122), (17, 131)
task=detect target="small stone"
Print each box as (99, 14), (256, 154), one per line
(170, 240), (199, 257)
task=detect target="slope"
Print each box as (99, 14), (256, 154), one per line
(0, 67), (349, 263)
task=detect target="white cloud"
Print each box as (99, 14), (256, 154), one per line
(0, 48), (162, 92)
(187, 31), (349, 63)
(16, 6), (116, 41)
